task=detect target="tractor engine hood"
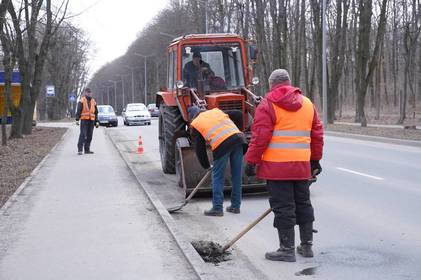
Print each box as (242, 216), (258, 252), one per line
(205, 93), (244, 112)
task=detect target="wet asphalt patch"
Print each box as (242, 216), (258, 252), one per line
(191, 241), (231, 264)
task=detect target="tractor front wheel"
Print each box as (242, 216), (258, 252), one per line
(159, 105), (185, 174)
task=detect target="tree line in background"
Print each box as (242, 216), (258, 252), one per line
(90, 0), (421, 127)
(0, 0), (89, 145)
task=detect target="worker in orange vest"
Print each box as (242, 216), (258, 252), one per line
(245, 69), (324, 262)
(188, 106), (247, 216)
(75, 88), (99, 155)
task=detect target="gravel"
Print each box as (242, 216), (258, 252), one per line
(0, 127), (67, 207)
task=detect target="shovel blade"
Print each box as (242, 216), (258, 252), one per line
(167, 202), (187, 213)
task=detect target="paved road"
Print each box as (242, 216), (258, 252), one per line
(0, 123), (197, 280)
(108, 117), (421, 280)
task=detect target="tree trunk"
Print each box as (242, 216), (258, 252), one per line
(355, 0), (387, 127)
(375, 58), (381, 120)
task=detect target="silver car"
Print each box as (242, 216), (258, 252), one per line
(123, 103), (151, 126)
(97, 105), (118, 127)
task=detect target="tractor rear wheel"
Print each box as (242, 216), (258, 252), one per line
(159, 105), (185, 174)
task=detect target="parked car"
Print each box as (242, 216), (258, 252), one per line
(147, 103), (160, 117)
(97, 105), (118, 127)
(123, 103), (151, 126)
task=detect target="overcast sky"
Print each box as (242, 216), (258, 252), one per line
(68, 0), (169, 77)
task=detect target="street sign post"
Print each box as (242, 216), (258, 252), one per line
(46, 85), (55, 97)
(45, 85), (55, 120)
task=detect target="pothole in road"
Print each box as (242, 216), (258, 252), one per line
(295, 266), (318, 276)
(191, 240), (231, 264)
(318, 246), (395, 268)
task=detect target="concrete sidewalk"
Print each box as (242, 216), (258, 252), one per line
(0, 125), (196, 280)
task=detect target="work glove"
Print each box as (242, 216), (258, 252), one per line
(95, 122), (99, 128)
(310, 160), (322, 176)
(75, 120), (79, 126)
(245, 163), (256, 177)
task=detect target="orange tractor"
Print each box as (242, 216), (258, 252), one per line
(156, 33), (263, 195)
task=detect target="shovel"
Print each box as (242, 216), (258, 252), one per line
(220, 175), (319, 253)
(221, 208), (272, 252)
(167, 168), (212, 213)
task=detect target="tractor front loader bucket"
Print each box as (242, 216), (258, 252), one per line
(175, 137), (265, 198)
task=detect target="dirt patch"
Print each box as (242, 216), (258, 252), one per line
(0, 126), (67, 207)
(328, 124), (421, 142)
(191, 240), (231, 264)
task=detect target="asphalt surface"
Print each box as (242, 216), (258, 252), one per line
(0, 123), (197, 280)
(108, 117), (421, 280)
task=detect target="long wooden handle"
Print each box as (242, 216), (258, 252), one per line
(185, 169), (212, 203)
(222, 208), (272, 252)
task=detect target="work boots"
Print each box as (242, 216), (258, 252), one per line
(265, 228), (296, 262)
(297, 223), (314, 258)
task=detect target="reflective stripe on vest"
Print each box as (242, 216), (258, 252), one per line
(191, 108), (241, 151)
(80, 97), (96, 120)
(261, 96), (314, 163)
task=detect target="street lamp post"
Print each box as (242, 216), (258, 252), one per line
(124, 66), (135, 103)
(134, 53), (153, 105)
(205, 0), (208, 34)
(117, 75), (127, 110)
(196, 0), (208, 33)
(108, 80), (117, 109)
(322, 0), (328, 126)
(107, 86), (110, 105)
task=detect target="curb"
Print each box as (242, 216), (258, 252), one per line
(0, 128), (70, 214)
(106, 130), (211, 280)
(326, 131), (421, 148)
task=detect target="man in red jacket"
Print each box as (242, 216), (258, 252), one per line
(245, 69), (324, 262)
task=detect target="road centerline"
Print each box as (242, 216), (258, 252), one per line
(336, 167), (384, 181)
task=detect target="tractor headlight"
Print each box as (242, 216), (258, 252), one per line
(176, 80), (184, 89)
(252, 77), (260, 85)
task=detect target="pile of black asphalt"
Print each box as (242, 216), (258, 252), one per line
(191, 240), (231, 264)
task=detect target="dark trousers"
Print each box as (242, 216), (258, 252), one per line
(266, 180), (314, 229)
(211, 145), (243, 211)
(77, 120), (95, 152)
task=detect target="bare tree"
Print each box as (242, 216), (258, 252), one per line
(8, 0), (70, 137)
(398, 0), (420, 124)
(327, 0), (349, 123)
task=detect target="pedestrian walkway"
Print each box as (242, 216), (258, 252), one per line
(0, 125), (196, 280)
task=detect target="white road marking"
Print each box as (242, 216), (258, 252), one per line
(336, 167), (384, 181)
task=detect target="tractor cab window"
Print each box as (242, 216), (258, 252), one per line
(182, 44), (245, 91)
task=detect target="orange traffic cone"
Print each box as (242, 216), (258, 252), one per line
(137, 136), (144, 154)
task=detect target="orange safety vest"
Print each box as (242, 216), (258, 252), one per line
(80, 96), (96, 121)
(191, 108), (241, 151)
(261, 96), (314, 162)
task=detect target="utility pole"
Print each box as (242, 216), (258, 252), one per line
(134, 53), (154, 105)
(322, 0), (328, 126)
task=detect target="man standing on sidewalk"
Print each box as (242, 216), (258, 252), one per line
(245, 69), (323, 262)
(75, 88), (99, 155)
(188, 106), (247, 216)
